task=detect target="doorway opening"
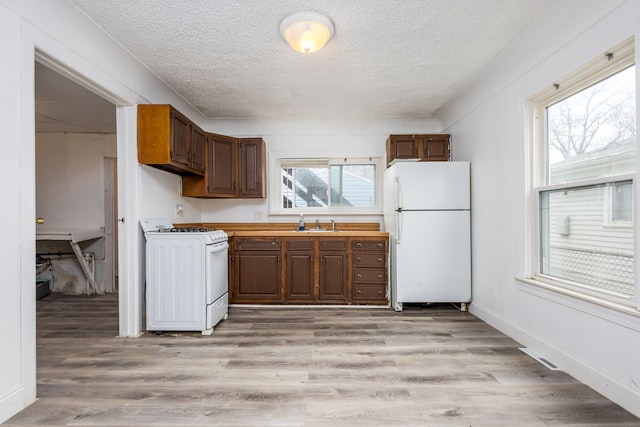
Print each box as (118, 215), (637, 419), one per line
(34, 58), (119, 322)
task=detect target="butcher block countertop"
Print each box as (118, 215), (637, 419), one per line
(229, 230), (389, 237)
(179, 222), (388, 237)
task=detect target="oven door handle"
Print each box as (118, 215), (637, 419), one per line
(207, 242), (229, 253)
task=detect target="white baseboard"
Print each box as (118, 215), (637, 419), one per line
(0, 385), (28, 424)
(470, 302), (640, 419)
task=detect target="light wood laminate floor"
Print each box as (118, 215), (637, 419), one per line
(5, 293), (639, 426)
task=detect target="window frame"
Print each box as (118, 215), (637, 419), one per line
(525, 37), (638, 310)
(603, 180), (634, 227)
(270, 155), (385, 216)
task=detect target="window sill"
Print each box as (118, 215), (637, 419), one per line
(516, 277), (640, 318)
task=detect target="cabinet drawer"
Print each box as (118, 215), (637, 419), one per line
(353, 252), (386, 267)
(353, 284), (387, 300)
(352, 268), (386, 283)
(319, 239), (347, 251)
(352, 240), (387, 251)
(286, 240), (314, 251)
(235, 238), (281, 251)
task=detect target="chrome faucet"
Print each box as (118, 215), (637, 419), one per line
(331, 219), (335, 231)
(315, 218), (320, 230)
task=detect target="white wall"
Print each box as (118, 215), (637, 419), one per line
(36, 133), (116, 228)
(140, 165), (202, 223)
(436, 0), (640, 417)
(35, 132), (117, 294)
(200, 117), (441, 224)
(0, 0), (209, 421)
(2, 1), (425, 420)
(0, 5), (34, 423)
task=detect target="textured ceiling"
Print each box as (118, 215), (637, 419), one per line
(35, 63), (116, 133)
(42, 0), (556, 128)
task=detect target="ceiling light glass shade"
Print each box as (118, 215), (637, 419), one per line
(280, 12), (334, 54)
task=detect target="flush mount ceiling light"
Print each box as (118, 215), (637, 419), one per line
(280, 11), (334, 54)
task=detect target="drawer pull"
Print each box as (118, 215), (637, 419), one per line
(271, 241), (276, 247)
(377, 257), (383, 263)
(356, 242), (362, 248)
(356, 289), (362, 295)
(377, 243), (383, 248)
(377, 274), (383, 279)
(377, 290), (383, 295)
(356, 257), (362, 262)
(356, 273), (362, 279)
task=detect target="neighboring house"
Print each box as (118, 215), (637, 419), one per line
(282, 166), (375, 208)
(545, 138), (635, 296)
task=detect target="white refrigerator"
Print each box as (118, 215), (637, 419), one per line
(383, 161), (471, 311)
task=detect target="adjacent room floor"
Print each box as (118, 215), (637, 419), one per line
(5, 294), (639, 426)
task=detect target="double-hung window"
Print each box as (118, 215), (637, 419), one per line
(529, 38), (637, 307)
(278, 158), (381, 212)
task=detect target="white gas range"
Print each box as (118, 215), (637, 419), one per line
(140, 219), (229, 335)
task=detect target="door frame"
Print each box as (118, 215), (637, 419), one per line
(33, 51), (143, 337)
(104, 157), (117, 293)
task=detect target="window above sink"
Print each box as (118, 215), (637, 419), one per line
(273, 157), (384, 215)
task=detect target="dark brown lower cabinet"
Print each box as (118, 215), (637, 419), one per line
(231, 237), (281, 302)
(318, 240), (348, 302)
(351, 239), (388, 303)
(234, 252), (281, 300)
(286, 240), (314, 301)
(231, 236), (386, 305)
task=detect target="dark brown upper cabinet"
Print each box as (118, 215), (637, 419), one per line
(239, 138), (266, 198)
(386, 134), (451, 166)
(190, 125), (207, 172)
(209, 133), (238, 197)
(137, 104), (206, 176)
(182, 134), (266, 199)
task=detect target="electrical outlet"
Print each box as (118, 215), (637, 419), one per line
(175, 204), (183, 218)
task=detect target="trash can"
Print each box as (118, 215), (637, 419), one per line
(36, 279), (50, 300)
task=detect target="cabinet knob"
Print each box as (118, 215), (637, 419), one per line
(377, 290), (383, 296)
(356, 257), (362, 263)
(356, 273), (362, 279)
(271, 241), (276, 247)
(356, 290), (362, 295)
(377, 257), (383, 263)
(377, 274), (383, 279)
(356, 243), (362, 248)
(377, 243), (383, 248)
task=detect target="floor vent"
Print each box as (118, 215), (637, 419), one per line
(519, 348), (561, 371)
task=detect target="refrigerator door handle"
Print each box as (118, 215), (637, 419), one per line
(395, 176), (403, 244)
(396, 176), (403, 210)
